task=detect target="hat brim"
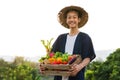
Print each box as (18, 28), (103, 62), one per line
(58, 5), (88, 28)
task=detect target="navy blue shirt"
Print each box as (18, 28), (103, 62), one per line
(51, 32), (96, 80)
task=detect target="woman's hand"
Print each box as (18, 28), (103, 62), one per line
(70, 58), (90, 76)
(70, 63), (84, 76)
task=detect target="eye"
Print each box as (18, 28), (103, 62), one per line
(73, 16), (78, 19)
(67, 16), (71, 19)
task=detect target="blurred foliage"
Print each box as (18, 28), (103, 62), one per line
(0, 57), (35, 80)
(85, 48), (120, 80)
(0, 56), (53, 80)
(0, 48), (120, 80)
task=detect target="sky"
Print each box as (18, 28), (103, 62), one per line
(0, 0), (120, 58)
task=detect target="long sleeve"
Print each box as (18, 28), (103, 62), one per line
(81, 33), (96, 61)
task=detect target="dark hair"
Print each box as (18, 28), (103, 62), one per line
(64, 9), (82, 18)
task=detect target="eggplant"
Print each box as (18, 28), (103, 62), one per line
(68, 55), (79, 64)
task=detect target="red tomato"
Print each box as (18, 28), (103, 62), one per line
(56, 57), (62, 64)
(62, 61), (68, 64)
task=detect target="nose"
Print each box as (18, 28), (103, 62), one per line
(69, 17), (74, 21)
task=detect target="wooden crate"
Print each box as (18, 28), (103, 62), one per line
(40, 54), (82, 76)
(40, 64), (71, 76)
(42, 70), (71, 76)
(41, 64), (71, 70)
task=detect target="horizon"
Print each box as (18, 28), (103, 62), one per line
(0, 49), (115, 62)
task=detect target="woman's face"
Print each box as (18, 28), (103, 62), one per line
(66, 11), (80, 29)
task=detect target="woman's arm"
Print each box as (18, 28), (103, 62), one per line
(79, 57), (90, 68)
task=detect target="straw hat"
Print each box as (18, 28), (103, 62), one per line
(58, 5), (88, 28)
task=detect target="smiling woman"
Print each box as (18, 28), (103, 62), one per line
(45, 5), (96, 80)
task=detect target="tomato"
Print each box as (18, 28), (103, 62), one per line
(52, 60), (57, 64)
(56, 57), (62, 64)
(62, 61), (68, 64)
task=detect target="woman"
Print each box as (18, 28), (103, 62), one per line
(51, 5), (96, 80)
